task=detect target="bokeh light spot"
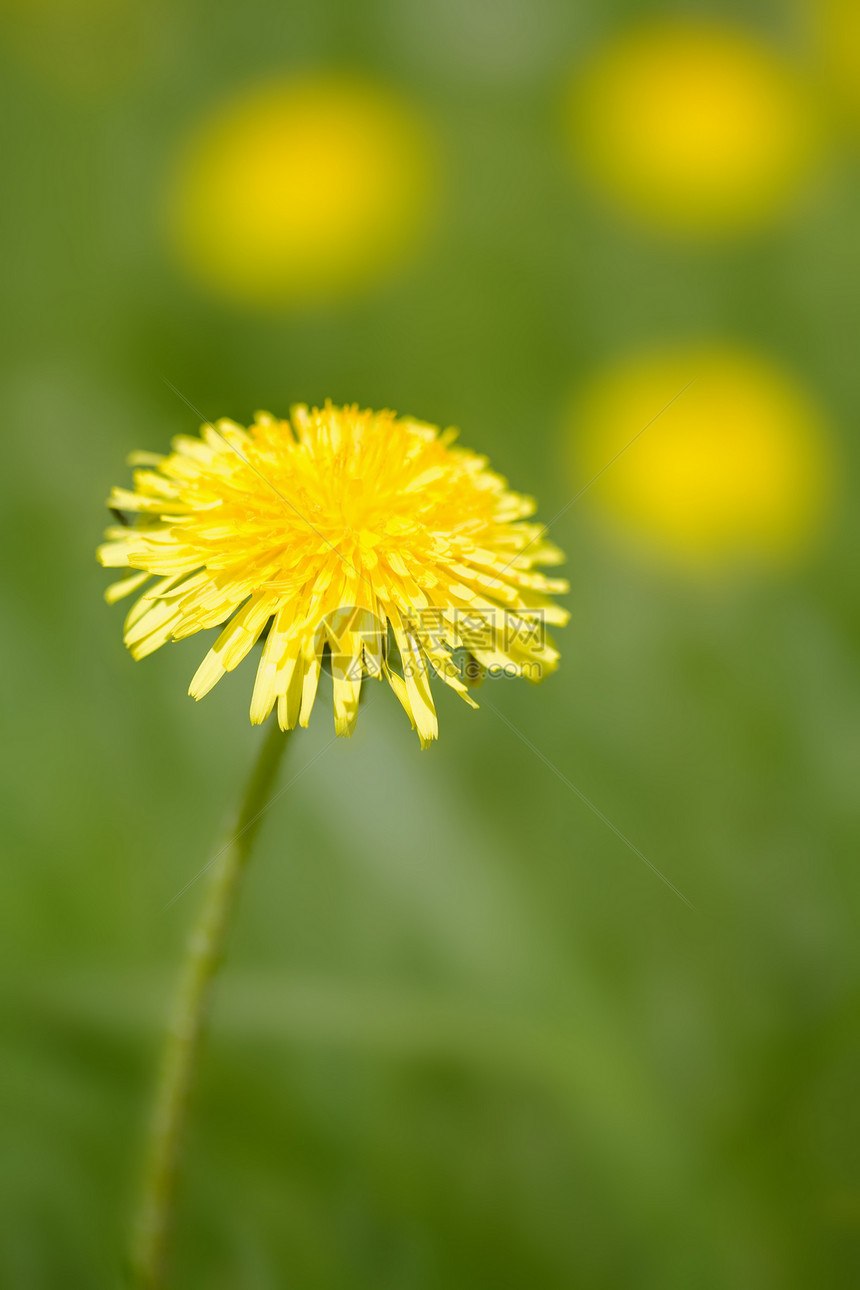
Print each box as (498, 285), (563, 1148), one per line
(815, 0), (860, 131)
(566, 22), (821, 235)
(167, 75), (438, 308)
(571, 346), (833, 570)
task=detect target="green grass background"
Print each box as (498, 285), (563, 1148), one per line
(1, 1), (859, 1286)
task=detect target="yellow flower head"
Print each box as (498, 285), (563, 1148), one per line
(572, 346), (832, 570)
(167, 75), (437, 307)
(815, 0), (860, 132)
(566, 20), (820, 235)
(99, 405), (568, 746)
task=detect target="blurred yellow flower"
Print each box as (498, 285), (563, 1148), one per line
(166, 75), (437, 307)
(572, 347), (832, 569)
(815, 0), (860, 130)
(99, 405), (567, 747)
(566, 21), (820, 235)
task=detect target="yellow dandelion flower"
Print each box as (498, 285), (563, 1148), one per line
(565, 21), (820, 235)
(815, 0), (860, 131)
(572, 346), (832, 570)
(99, 404), (568, 746)
(166, 75), (437, 308)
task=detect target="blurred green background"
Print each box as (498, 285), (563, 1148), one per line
(1, 0), (859, 1286)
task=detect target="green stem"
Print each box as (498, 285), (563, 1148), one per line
(129, 717), (290, 1290)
